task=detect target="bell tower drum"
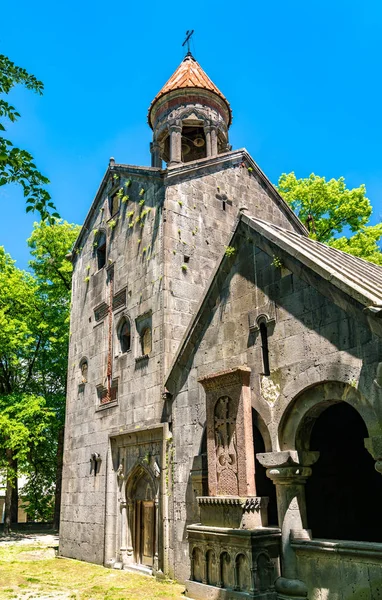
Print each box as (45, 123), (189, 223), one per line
(148, 51), (232, 167)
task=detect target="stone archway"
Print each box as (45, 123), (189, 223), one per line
(303, 401), (382, 541)
(278, 380), (380, 451)
(277, 381), (382, 543)
(125, 464), (158, 570)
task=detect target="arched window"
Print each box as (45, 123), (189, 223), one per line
(141, 327), (152, 355)
(96, 231), (106, 270)
(305, 402), (382, 542)
(119, 318), (131, 353)
(80, 358), (88, 383)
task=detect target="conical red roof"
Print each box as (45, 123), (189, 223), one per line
(148, 54), (231, 126)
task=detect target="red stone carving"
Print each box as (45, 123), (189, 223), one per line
(199, 367), (256, 497)
(215, 396), (238, 495)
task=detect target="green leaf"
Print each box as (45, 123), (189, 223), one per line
(277, 171), (382, 264)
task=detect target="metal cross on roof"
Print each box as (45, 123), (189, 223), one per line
(182, 30), (194, 56)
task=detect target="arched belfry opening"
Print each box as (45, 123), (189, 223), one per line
(181, 125), (207, 162)
(148, 53), (232, 167)
(303, 402), (382, 542)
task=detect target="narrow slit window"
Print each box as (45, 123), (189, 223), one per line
(260, 322), (270, 376)
(97, 232), (106, 270)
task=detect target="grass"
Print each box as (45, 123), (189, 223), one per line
(0, 543), (185, 599)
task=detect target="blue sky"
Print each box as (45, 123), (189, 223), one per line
(1, 0), (382, 268)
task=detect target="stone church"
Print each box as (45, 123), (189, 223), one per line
(60, 52), (382, 599)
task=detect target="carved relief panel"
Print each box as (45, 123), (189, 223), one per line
(214, 396), (239, 495)
(199, 367), (256, 497)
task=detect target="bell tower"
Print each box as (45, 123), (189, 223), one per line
(148, 53), (232, 167)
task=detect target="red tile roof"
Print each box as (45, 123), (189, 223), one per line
(149, 54), (231, 125)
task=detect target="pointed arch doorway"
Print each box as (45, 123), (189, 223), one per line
(126, 465), (157, 569)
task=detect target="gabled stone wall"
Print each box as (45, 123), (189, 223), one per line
(60, 150), (312, 573)
(167, 230), (382, 583)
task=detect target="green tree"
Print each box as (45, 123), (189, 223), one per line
(0, 53), (59, 221)
(0, 393), (54, 533)
(0, 220), (79, 531)
(277, 172), (382, 265)
(27, 219), (79, 528)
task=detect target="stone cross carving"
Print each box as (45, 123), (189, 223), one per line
(199, 367), (256, 497)
(214, 396), (238, 495)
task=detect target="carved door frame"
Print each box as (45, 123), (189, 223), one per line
(108, 424), (169, 576)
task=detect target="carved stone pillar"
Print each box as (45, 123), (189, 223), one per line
(199, 366), (255, 497)
(126, 500), (134, 560)
(154, 496), (159, 572)
(204, 126), (212, 157)
(120, 500), (128, 556)
(216, 557), (223, 588)
(210, 126), (218, 156)
(250, 564), (256, 594)
(169, 123), (182, 165)
(190, 553), (195, 581)
(202, 555), (207, 584)
(150, 141), (162, 168)
(257, 451), (319, 599)
(365, 436), (382, 475)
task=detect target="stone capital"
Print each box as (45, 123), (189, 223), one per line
(365, 436), (382, 474)
(168, 120), (182, 134)
(257, 451), (319, 485)
(198, 366), (251, 391)
(266, 465), (313, 485)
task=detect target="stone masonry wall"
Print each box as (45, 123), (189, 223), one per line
(162, 152), (303, 373)
(60, 168), (166, 563)
(169, 235), (381, 582)
(294, 544), (382, 600)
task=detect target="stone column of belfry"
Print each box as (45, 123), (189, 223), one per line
(210, 126), (218, 156)
(204, 125), (212, 157)
(168, 122), (182, 165)
(257, 451), (319, 599)
(150, 141), (161, 168)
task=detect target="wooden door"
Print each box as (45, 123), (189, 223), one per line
(141, 500), (155, 567)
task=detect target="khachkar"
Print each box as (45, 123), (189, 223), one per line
(186, 367), (281, 600)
